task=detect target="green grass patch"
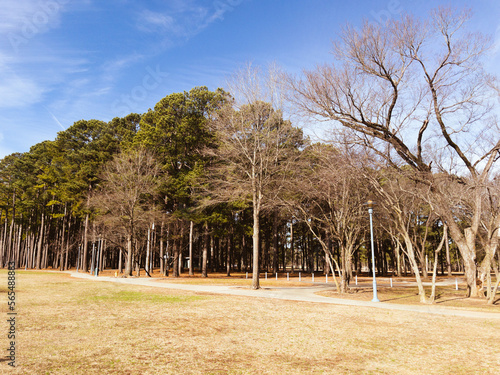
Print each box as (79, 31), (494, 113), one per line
(86, 290), (205, 304)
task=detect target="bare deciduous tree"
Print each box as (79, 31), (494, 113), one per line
(282, 143), (369, 293)
(203, 99), (303, 289)
(90, 148), (160, 276)
(367, 168), (431, 303)
(287, 8), (500, 297)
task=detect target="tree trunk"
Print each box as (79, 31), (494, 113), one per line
(125, 234), (133, 276)
(272, 211), (279, 274)
(226, 229), (232, 277)
(7, 197), (15, 266)
(90, 242), (96, 275)
(290, 221), (294, 273)
(440, 207), (479, 297)
(325, 249), (341, 292)
(430, 224), (447, 303)
(100, 239), (105, 272)
(1, 209), (8, 268)
(59, 210), (66, 271)
(402, 232), (427, 303)
(202, 223), (208, 277)
(252, 205), (260, 289)
(487, 257), (500, 305)
(82, 213), (89, 273)
(189, 221), (194, 276)
(159, 222), (164, 276)
(145, 225), (151, 274)
(395, 240), (402, 277)
(173, 222), (180, 278)
(444, 225), (451, 276)
(64, 218), (71, 271)
(36, 213), (45, 269)
(178, 223), (185, 276)
(15, 223), (22, 269)
(119, 248), (123, 274)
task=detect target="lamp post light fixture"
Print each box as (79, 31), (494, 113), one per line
(367, 200), (380, 303)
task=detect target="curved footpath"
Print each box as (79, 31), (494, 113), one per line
(68, 272), (500, 320)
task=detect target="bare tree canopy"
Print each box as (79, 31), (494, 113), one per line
(202, 99), (304, 289)
(282, 143), (369, 293)
(199, 64), (306, 289)
(287, 7), (500, 297)
(90, 148), (161, 276)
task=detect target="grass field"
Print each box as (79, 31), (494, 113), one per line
(1, 270), (499, 374)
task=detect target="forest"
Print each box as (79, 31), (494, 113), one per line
(1, 8), (499, 304)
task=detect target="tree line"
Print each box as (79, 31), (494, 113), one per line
(0, 7), (499, 303)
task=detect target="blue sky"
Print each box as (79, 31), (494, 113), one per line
(1, 0), (499, 158)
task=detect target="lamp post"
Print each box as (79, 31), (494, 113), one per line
(367, 200), (380, 302)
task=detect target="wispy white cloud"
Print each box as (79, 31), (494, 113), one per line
(136, 0), (243, 43)
(138, 10), (176, 33)
(0, 0), (68, 53)
(101, 53), (146, 83)
(0, 1), (44, 33)
(0, 71), (45, 108)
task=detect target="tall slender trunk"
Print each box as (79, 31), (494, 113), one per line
(272, 211), (279, 274)
(118, 248), (123, 274)
(241, 234), (247, 272)
(82, 213), (89, 273)
(402, 232), (427, 303)
(100, 239), (105, 272)
(488, 257), (500, 305)
(226, 229), (232, 277)
(150, 226), (154, 273)
(202, 223), (208, 277)
(64, 218), (71, 271)
(125, 234), (133, 276)
(165, 227), (170, 277)
(146, 225), (151, 274)
(7, 192), (16, 266)
(59, 207), (67, 271)
(42, 242), (49, 269)
(172, 221), (180, 278)
(445, 225), (452, 276)
(36, 213), (45, 269)
(290, 221), (294, 273)
(189, 221), (194, 276)
(252, 205), (260, 289)
(429, 224), (447, 303)
(15, 223), (22, 269)
(172, 237), (179, 277)
(90, 242), (96, 275)
(160, 222), (164, 276)
(27, 232), (34, 269)
(1, 208), (8, 268)
(178, 222), (185, 276)
(394, 239), (402, 277)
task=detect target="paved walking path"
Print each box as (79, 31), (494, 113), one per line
(68, 272), (500, 320)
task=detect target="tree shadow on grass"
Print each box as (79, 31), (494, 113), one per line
(380, 294), (418, 302)
(434, 296), (469, 304)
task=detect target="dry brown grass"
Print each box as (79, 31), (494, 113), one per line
(96, 269), (317, 288)
(98, 269), (500, 311)
(317, 285), (500, 313)
(1, 270), (499, 374)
